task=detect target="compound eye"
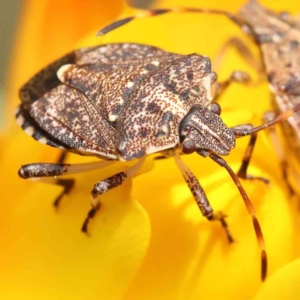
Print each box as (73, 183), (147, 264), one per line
(181, 138), (196, 154)
(210, 102), (221, 116)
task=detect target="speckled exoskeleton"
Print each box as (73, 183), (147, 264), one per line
(231, 0), (300, 196)
(16, 15), (300, 281)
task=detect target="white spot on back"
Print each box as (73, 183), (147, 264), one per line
(109, 113), (118, 122)
(126, 81), (134, 88)
(160, 124), (169, 134)
(57, 64), (73, 82)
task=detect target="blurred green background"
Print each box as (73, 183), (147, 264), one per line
(0, 0), (21, 126)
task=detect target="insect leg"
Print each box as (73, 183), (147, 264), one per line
(82, 157), (146, 234)
(263, 111), (295, 195)
(230, 104), (300, 184)
(213, 70), (250, 101)
(212, 37), (265, 101)
(19, 160), (115, 178)
(57, 150), (69, 164)
(48, 151), (72, 205)
(213, 37), (263, 78)
(97, 7), (246, 37)
(231, 124), (269, 183)
(173, 153), (234, 243)
(29, 177), (75, 207)
(233, 103), (300, 136)
(207, 151), (267, 281)
(18, 160), (115, 207)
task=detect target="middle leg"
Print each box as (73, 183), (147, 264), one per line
(82, 157), (146, 234)
(232, 124), (269, 184)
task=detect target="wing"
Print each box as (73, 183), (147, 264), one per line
(57, 58), (183, 124)
(29, 85), (117, 159)
(115, 54), (214, 160)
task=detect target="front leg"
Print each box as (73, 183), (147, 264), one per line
(173, 153), (233, 243)
(232, 124), (269, 184)
(81, 172), (127, 233)
(82, 157), (146, 234)
(263, 111), (295, 195)
(213, 70), (250, 101)
(207, 152), (267, 281)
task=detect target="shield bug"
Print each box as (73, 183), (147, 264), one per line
(230, 0), (300, 195)
(101, 1), (300, 194)
(16, 17), (300, 281)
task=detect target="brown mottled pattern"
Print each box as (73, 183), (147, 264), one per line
(30, 85), (117, 159)
(15, 105), (66, 149)
(59, 59), (180, 123)
(181, 107), (235, 156)
(184, 168), (213, 218)
(18, 163), (69, 179)
(75, 43), (180, 66)
(116, 54), (213, 160)
(19, 43), (181, 108)
(18, 43), (214, 160)
(92, 172), (127, 196)
(239, 1), (300, 150)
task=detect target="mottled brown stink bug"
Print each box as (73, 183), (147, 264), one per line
(228, 0), (300, 195)
(104, 1), (300, 193)
(16, 8), (300, 281)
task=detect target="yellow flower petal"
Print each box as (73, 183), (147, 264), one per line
(0, 129), (152, 299)
(254, 258), (300, 300)
(3, 0), (300, 299)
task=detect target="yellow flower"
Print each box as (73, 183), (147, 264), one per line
(1, 0), (300, 299)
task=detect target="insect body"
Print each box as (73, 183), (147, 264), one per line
(17, 42), (240, 232)
(16, 17), (300, 281)
(235, 1), (300, 193)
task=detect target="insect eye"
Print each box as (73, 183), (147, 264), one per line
(181, 138), (196, 154)
(210, 102), (221, 116)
